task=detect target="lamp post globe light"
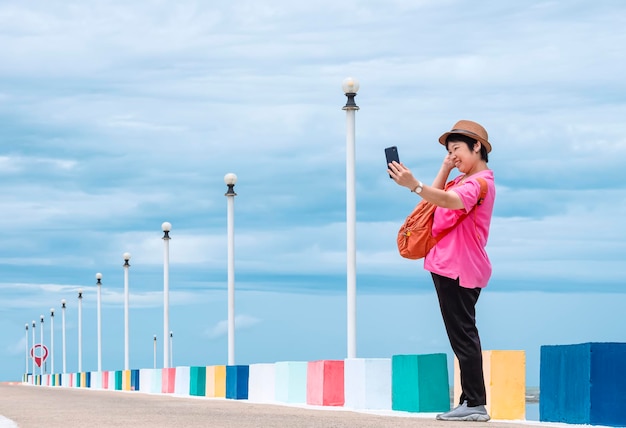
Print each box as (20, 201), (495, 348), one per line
(39, 315), (44, 375)
(153, 335), (157, 369)
(342, 77), (359, 359)
(78, 288), (83, 373)
(162, 222), (171, 368)
(96, 272), (103, 372)
(123, 253), (131, 371)
(50, 308), (55, 375)
(31, 321), (36, 378)
(25, 323), (29, 377)
(224, 173), (237, 366)
(61, 299), (67, 374)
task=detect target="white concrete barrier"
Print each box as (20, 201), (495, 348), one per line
(248, 363), (276, 403)
(344, 358), (391, 410)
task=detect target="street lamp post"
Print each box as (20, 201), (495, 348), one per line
(78, 288), (83, 373)
(61, 299), (67, 374)
(224, 173), (237, 366)
(123, 254), (131, 371)
(40, 315), (44, 374)
(153, 335), (157, 369)
(169, 331), (173, 367)
(162, 222), (171, 368)
(50, 308), (55, 374)
(31, 321), (36, 379)
(96, 273), (103, 372)
(342, 77), (360, 359)
(25, 324), (29, 377)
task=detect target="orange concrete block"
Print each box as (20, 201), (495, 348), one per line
(454, 350), (525, 420)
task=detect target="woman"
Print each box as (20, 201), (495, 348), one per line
(388, 120), (496, 422)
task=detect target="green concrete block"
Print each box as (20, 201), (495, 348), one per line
(115, 370), (122, 390)
(392, 353), (450, 413)
(190, 366), (207, 396)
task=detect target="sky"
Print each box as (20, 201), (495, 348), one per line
(1, 0), (625, 388)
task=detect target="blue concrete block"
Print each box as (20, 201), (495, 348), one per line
(131, 369), (140, 391)
(226, 365), (249, 400)
(540, 342), (626, 426)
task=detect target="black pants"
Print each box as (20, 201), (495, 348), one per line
(431, 272), (486, 407)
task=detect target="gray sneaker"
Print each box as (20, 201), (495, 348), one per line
(436, 401), (490, 422)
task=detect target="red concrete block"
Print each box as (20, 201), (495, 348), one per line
(162, 368), (176, 394)
(102, 371), (109, 390)
(306, 360), (344, 406)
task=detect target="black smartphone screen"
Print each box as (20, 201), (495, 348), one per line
(385, 146), (400, 178)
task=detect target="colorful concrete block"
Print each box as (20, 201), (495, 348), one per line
(344, 358), (391, 410)
(151, 368), (162, 394)
(174, 366), (191, 396)
(205, 365), (226, 398)
(226, 365), (249, 400)
(454, 350), (525, 420)
(91, 371), (102, 389)
(107, 371), (116, 390)
(139, 369), (152, 393)
(190, 366), (206, 396)
(392, 353), (449, 413)
(122, 370), (131, 391)
(275, 361), (307, 404)
(306, 360), (344, 407)
(248, 363), (275, 403)
(540, 342), (626, 426)
(102, 371), (109, 389)
(115, 370), (122, 390)
(162, 367), (176, 393)
(130, 369), (140, 391)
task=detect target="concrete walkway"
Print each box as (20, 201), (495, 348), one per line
(0, 383), (543, 428)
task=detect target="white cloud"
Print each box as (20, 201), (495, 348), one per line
(205, 314), (261, 339)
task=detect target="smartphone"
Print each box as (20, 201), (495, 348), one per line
(385, 146), (400, 178)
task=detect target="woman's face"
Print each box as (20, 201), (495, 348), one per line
(447, 140), (478, 173)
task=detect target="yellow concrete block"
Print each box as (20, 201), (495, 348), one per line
(123, 369), (131, 391)
(80, 372), (86, 388)
(454, 350), (525, 420)
(205, 365), (226, 398)
(214, 365), (226, 398)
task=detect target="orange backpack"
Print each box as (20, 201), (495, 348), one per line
(397, 178), (488, 260)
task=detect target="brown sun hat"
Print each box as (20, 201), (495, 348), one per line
(438, 120), (492, 153)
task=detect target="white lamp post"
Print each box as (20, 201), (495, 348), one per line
(40, 315), (44, 374)
(78, 288), (83, 373)
(123, 253), (131, 371)
(169, 331), (173, 367)
(153, 335), (157, 369)
(25, 323), (29, 376)
(96, 273), (103, 372)
(31, 320), (36, 379)
(342, 77), (359, 359)
(224, 173), (237, 365)
(161, 222), (171, 368)
(50, 308), (55, 374)
(61, 299), (67, 374)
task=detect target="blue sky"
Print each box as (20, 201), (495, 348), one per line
(1, 0), (625, 388)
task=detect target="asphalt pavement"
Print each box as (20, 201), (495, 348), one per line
(0, 382), (546, 428)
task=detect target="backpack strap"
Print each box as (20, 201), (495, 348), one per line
(434, 177), (489, 243)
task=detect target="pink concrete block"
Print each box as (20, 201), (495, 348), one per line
(102, 371), (109, 390)
(306, 360), (344, 406)
(162, 367), (176, 393)
(69, 373), (74, 387)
